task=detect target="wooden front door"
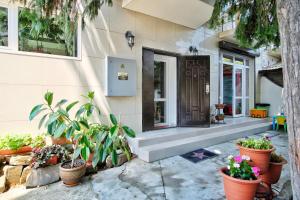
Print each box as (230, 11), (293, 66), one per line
(179, 56), (210, 126)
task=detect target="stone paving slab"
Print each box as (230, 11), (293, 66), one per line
(0, 131), (289, 200)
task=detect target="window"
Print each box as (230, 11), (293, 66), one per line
(0, 6), (8, 47)
(18, 8), (77, 57)
(0, 4), (80, 58)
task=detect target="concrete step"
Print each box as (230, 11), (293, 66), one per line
(136, 118), (270, 148)
(137, 122), (272, 162)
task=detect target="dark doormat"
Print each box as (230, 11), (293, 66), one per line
(181, 148), (218, 163)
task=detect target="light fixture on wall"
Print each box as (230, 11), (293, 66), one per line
(189, 46), (198, 55)
(125, 31), (135, 50)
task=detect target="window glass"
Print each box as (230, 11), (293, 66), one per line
(0, 6), (8, 47)
(154, 61), (166, 99)
(18, 8), (77, 57)
(235, 57), (244, 65)
(223, 64), (233, 115)
(154, 101), (166, 126)
(223, 55), (233, 63)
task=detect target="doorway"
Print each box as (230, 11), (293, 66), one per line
(221, 53), (250, 117)
(153, 54), (177, 128)
(142, 48), (210, 131)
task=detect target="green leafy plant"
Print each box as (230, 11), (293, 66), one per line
(16, 0), (113, 55)
(237, 136), (273, 150)
(29, 91), (136, 168)
(270, 152), (285, 163)
(31, 145), (69, 169)
(0, 134), (32, 150)
(31, 134), (46, 148)
(227, 155), (260, 180)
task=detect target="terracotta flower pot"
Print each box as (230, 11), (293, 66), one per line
(60, 159), (86, 187)
(260, 159), (287, 185)
(0, 146), (32, 155)
(220, 167), (261, 200)
(46, 155), (58, 165)
(46, 136), (71, 146)
(238, 145), (275, 174)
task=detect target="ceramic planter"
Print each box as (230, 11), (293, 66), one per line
(238, 145), (275, 174)
(59, 160), (86, 186)
(220, 167), (261, 200)
(0, 146), (32, 155)
(261, 159), (287, 185)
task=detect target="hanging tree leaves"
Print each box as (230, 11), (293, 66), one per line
(208, 0), (280, 49)
(16, 0), (113, 55)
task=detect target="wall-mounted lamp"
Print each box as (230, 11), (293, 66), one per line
(189, 46), (198, 55)
(125, 31), (135, 50)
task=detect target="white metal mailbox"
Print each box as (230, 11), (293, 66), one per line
(105, 56), (137, 96)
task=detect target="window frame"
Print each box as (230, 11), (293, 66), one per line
(0, 2), (81, 60)
(0, 2), (12, 50)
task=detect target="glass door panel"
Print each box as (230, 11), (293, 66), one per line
(233, 67), (244, 117)
(223, 64), (233, 116)
(154, 60), (167, 127)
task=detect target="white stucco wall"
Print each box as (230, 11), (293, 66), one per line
(260, 77), (284, 116)
(254, 48), (283, 116)
(0, 0), (221, 134)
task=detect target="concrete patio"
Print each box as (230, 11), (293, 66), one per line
(0, 131), (290, 200)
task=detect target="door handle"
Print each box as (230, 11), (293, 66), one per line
(205, 83), (210, 95)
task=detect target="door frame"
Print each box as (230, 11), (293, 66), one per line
(153, 54), (177, 128)
(142, 47), (211, 131)
(142, 47), (180, 131)
(220, 51), (250, 117)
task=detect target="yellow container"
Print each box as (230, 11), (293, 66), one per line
(250, 109), (267, 118)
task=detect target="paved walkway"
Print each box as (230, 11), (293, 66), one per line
(0, 131), (290, 200)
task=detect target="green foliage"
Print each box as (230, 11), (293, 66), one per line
(31, 134), (46, 148)
(237, 136), (273, 150)
(270, 152), (285, 163)
(30, 91), (136, 168)
(209, 0), (280, 48)
(0, 134), (45, 150)
(16, 0), (113, 55)
(227, 155), (259, 180)
(31, 145), (69, 169)
(0, 134), (31, 150)
(0, 7), (8, 46)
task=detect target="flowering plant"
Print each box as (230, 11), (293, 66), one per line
(237, 135), (272, 150)
(227, 155), (260, 180)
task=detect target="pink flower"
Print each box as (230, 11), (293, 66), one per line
(234, 156), (243, 163)
(252, 167), (260, 177)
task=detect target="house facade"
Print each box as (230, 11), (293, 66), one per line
(0, 0), (282, 135)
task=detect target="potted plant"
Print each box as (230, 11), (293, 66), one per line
(237, 136), (275, 174)
(0, 134), (32, 155)
(30, 91), (136, 186)
(31, 145), (69, 169)
(260, 152), (287, 185)
(29, 92), (71, 145)
(220, 155), (261, 200)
